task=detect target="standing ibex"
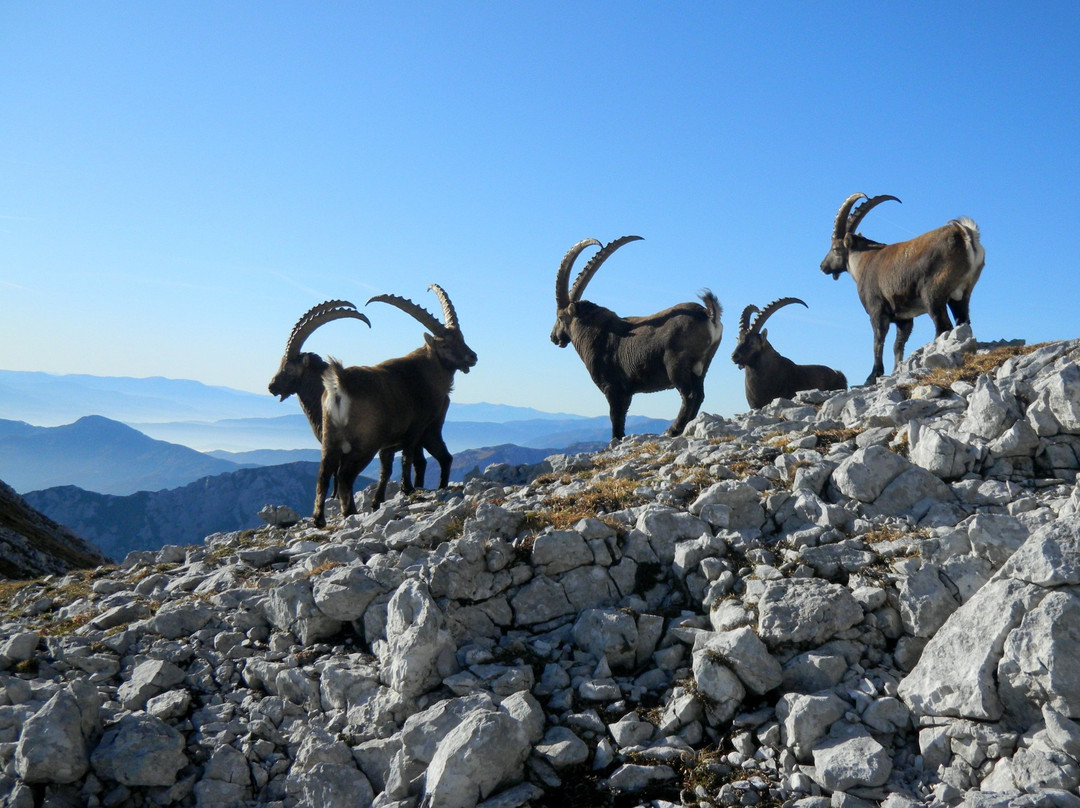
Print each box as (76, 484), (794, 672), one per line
(551, 236), (723, 440)
(821, 193), (985, 384)
(731, 297), (847, 409)
(314, 284), (477, 525)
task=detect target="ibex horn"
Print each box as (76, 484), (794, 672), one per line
(427, 284), (459, 332)
(832, 193), (867, 240)
(846, 194), (902, 235)
(555, 238), (602, 310)
(367, 293), (448, 337)
(751, 297), (808, 334)
(285, 300), (370, 358)
(569, 235), (644, 303)
(738, 305), (759, 336)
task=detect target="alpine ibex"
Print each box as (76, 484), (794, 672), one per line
(551, 236), (723, 440)
(314, 285), (476, 525)
(731, 297), (847, 409)
(820, 193), (985, 383)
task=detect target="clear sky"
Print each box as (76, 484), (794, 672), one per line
(2, 3), (1078, 422)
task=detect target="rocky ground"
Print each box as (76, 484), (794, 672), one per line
(1, 325), (1079, 808)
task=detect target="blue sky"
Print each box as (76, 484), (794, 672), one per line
(2, 3), (1078, 422)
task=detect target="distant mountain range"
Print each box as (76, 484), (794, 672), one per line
(0, 369), (588, 430)
(22, 462), (327, 560)
(0, 369), (663, 455)
(0, 369), (672, 558)
(20, 442), (592, 560)
(0, 416), (244, 495)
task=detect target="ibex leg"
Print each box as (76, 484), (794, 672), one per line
(892, 318), (914, 372)
(606, 391), (632, 441)
(669, 377), (705, 436)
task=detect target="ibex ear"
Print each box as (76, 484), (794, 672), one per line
(761, 328), (768, 340)
(566, 302), (577, 317)
(842, 234), (856, 249)
(424, 333), (437, 349)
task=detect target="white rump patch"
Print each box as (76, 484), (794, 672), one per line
(325, 379), (351, 431)
(953, 218), (986, 295)
(709, 319), (724, 346)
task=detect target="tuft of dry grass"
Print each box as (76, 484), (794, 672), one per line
(565, 477), (649, 514)
(305, 560), (343, 577)
(813, 427), (862, 450)
(916, 342), (1044, 389)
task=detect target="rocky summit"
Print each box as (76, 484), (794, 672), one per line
(2, 324), (1080, 808)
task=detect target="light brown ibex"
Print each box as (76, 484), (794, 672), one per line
(821, 193), (985, 383)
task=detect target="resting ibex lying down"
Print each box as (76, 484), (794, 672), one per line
(731, 297), (847, 409)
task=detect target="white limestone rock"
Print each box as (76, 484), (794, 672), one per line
(693, 626), (782, 696)
(572, 608), (638, 671)
(755, 578), (863, 650)
(898, 578), (1040, 721)
(90, 713), (187, 787)
(811, 722), (892, 791)
(421, 710), (531, 808)
(13, 685), (98, 784)
(380, 580), (457, 700)
(997, 590), (1080, 725)
(264, 577), (343, 645)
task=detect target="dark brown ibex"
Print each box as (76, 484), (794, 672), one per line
(731, 297), (847, 409)
(314, 285), (476, 526)
(550, 236), (723, 440)
(820, 193), (985, 383)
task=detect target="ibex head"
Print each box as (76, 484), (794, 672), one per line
(368, 284), (477, 372)
(551, 236), (643, 347)
(820, 193), (901, 279)
(731, 297), (807, 369)
(269, 300), (370, 400)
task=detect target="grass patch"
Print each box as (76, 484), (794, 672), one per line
(0, 580), (36, 614)
(562, 477), (649, 514)
(813, 427), (862, 450)
(914, 342), (1044, 390)
(306, 560), (343, 577)
(40, 610), (97, 637)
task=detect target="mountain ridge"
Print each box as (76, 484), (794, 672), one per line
(0, 416), (242, 495)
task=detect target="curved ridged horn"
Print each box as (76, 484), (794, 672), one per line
(750, 297), (808, 334)
(367, 293), (448, 337)
(846, 194), (902, 235)
(285, 300), (370, 358)
(427, 283), (459, 332)
(832, 193), (867, 239)
(738, 304), (759, 337)
(556, 239), (602, 310)
(569, 235), (644, 303)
